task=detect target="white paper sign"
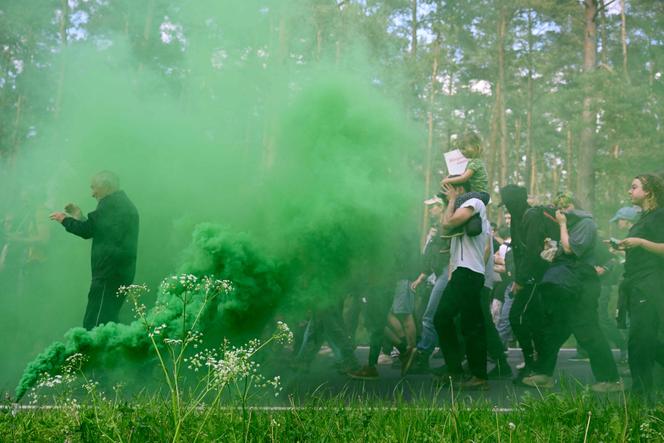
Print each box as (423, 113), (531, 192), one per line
(443, 149), (468, 176)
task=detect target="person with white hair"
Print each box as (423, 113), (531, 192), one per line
(50, 171), (139, 329)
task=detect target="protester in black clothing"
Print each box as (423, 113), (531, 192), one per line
(522, 193), (620, 391)
(498, 185), (559, 381)
(433, 180), (492, 390)
(618, 174), (664, 398)
(50, 171), (139, 330)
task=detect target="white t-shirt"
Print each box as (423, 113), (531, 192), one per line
(449, 198), (491, 277)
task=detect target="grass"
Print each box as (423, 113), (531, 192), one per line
(3, 389), (664, 442)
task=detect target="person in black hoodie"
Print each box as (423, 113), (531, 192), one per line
(522, 192), (620, 391)
(50, 171), (139, 330)
(498, 185), (559, 382)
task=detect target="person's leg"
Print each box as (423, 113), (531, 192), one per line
(535, 284), (572, 377)
(570, 280), (619, 383)
(497, 288), (514, 347)
(321, 304), (358, 370)
(417, 268), (448, 353)
(628, 287), (662, 394)
(83, 279), (104, 330)
(433, 272), (465, 375)
(509, 284), (537, 369)
(400, 314), (417, 349)
(387, 312), (405, 339)
(459, 271), (488, 380)
(597, 284), (626, 353)
(481, 287), (507, 362)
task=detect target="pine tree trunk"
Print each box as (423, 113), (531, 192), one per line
(53, 0), (69, 120)
(577, 0), (598, 211)
(514, 117), (521, 184)
(620, 0), (630, 82)
(421, 40), (439, 246)
(498, 8), (508, 188)
(567, 125), (574, 191)
(411, 0), (418, 57)
(525, 9), (534, 193)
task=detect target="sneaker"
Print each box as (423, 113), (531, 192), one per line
(459, 376), (489, 391)
(591, 380), (624, 393)
(521, 374), (554, 389)
(488, 360), (513, 379)
(348, 365), (379, 381)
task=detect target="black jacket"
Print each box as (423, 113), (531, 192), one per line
(513, 206), (560, 286)
(62, 191), (139, 280)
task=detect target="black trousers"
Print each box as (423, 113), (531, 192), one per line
(628, 282), (664, 394)
(481, 287), (507, 361)
(434, 267), (486, 379)
(83, 275), (131, 330)
(509, 283), (544, 368)
(537, 278), (619, 382)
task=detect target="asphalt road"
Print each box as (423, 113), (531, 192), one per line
(279, 347), (630, 407)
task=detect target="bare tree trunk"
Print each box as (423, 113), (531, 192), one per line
(620, 0), (630, 83)
(421, 40), (439, 246)
(530, 150), (538, 197)
(497, 8), (508, 188)
(567, 125), (574, 191)
(411, 0), (418, 57)
(525, 9), (534, 193)
(577, 0), (598, 211)
(487, 94), (499, 190)
(53, 0), (69, 120)
(137, 0), (155, 77)
(514, 117), (521, 184)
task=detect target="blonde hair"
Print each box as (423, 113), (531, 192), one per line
(456, 132), (483, 158)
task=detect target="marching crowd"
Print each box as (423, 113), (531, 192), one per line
(291, 133), (664, 400)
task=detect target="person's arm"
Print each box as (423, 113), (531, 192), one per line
(620, 237), (664, 257)
(556, 210), (573, 254)
(410, 272), (427, 290)
(441, 169), (474, 186)
(51, 209), (95, 239)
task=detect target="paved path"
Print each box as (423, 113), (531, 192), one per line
(279, 347), (629, 407)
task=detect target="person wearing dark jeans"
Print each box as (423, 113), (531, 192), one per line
(433, 180), (491, 389)
(535, 276), (620, 387)
(435, 268), (486, 381)
(523, 193), (620, 392)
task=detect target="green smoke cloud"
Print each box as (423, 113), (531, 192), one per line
(4, 1), (423, 396)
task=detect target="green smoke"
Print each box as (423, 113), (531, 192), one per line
(4, 1), (422, 395)
(15, 223), (285, 401)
